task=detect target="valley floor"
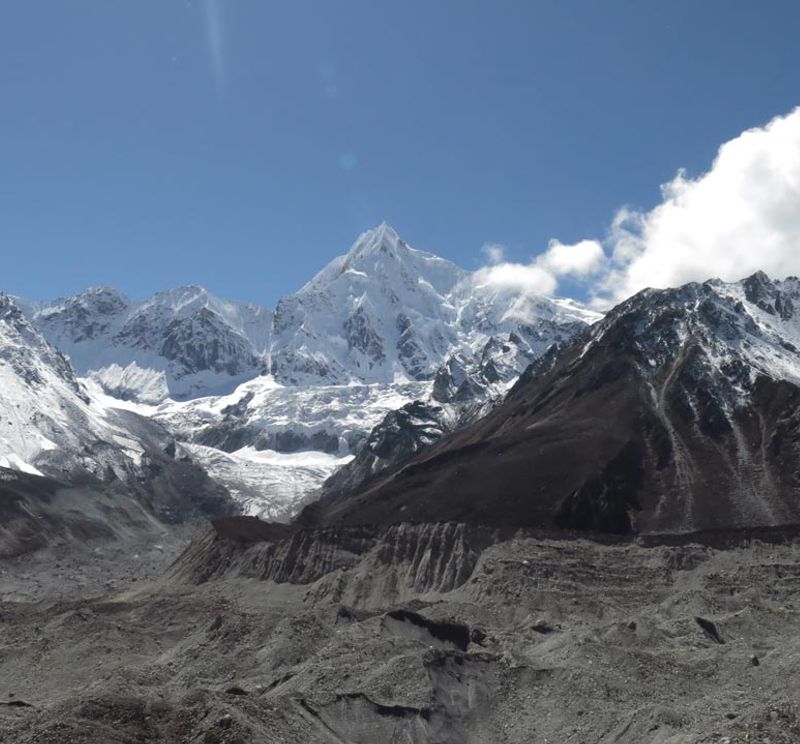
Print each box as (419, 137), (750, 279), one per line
(1, 530), (800, 743)
(0, 523), (199, 603)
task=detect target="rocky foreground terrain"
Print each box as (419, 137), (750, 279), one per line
(1, 519), (800, 743)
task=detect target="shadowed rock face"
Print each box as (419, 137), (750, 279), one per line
(301, 277), (800, 536)
(321, 400), (448, 498)
(159, 308), (260, 377)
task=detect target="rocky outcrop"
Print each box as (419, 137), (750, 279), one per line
(321, 401), (447, 497)
(170, 518), (502, 605)
(159, 309), (261, 377)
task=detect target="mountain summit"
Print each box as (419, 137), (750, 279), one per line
(270, 223), (591, 386)
(310, 222), (463, 293)
(270, 224), (468, 384)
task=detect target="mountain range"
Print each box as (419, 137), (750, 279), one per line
(306, 270), (800, 536)
(0, 293), (232, 557)
(5, 222), (800, 545)
(6, 223), (597, 522)
(7, 225), (800, 743)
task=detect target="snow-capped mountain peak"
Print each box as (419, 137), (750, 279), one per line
(302, 222), (466, 296)
(345, 221), (403, 259)
(342, 222), (443, 274)
(269, 223), (596, 388)
(270, 225), (472, 385)
(25, 285), (271, 403)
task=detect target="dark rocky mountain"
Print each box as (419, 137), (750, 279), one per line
(303, 273), (800, 536)
(158, 308), (261, 376)
(320, 400), (449, 498)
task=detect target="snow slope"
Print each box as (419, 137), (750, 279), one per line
(0, 293), (227, 508)
(0, 292), (141, 479)
(180, 444), (352, 521)
(270, 223), (597, 388)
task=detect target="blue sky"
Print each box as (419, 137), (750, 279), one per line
(1, 1), (799, 306)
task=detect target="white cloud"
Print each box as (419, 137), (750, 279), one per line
(481, 243), (506, 265)
(474, 262), (557, 296)
(477, 108), (800, 306)
(538, 239), (606, 278)
(593, 106), (800, 306)
(475, 237), (604, 298)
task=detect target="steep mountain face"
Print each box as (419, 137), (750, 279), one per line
(270, 223), (595, 389)
(0, 294), (234, 556)
(320, 400), (451, 499)
(269, 223), (466, 385)
(25, 285), (270, 403)
(304, 273), (800, 536)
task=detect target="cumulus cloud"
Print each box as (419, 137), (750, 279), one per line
(538, 239), (606, 278)
(477, 107), (800, 306)
(474, 262), (557, 296)
(476, 237), (605, 297)
(593, 106), (800, 306)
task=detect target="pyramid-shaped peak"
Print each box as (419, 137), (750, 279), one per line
(346, 222), (406, 259)
(298, 223), (468, 297)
